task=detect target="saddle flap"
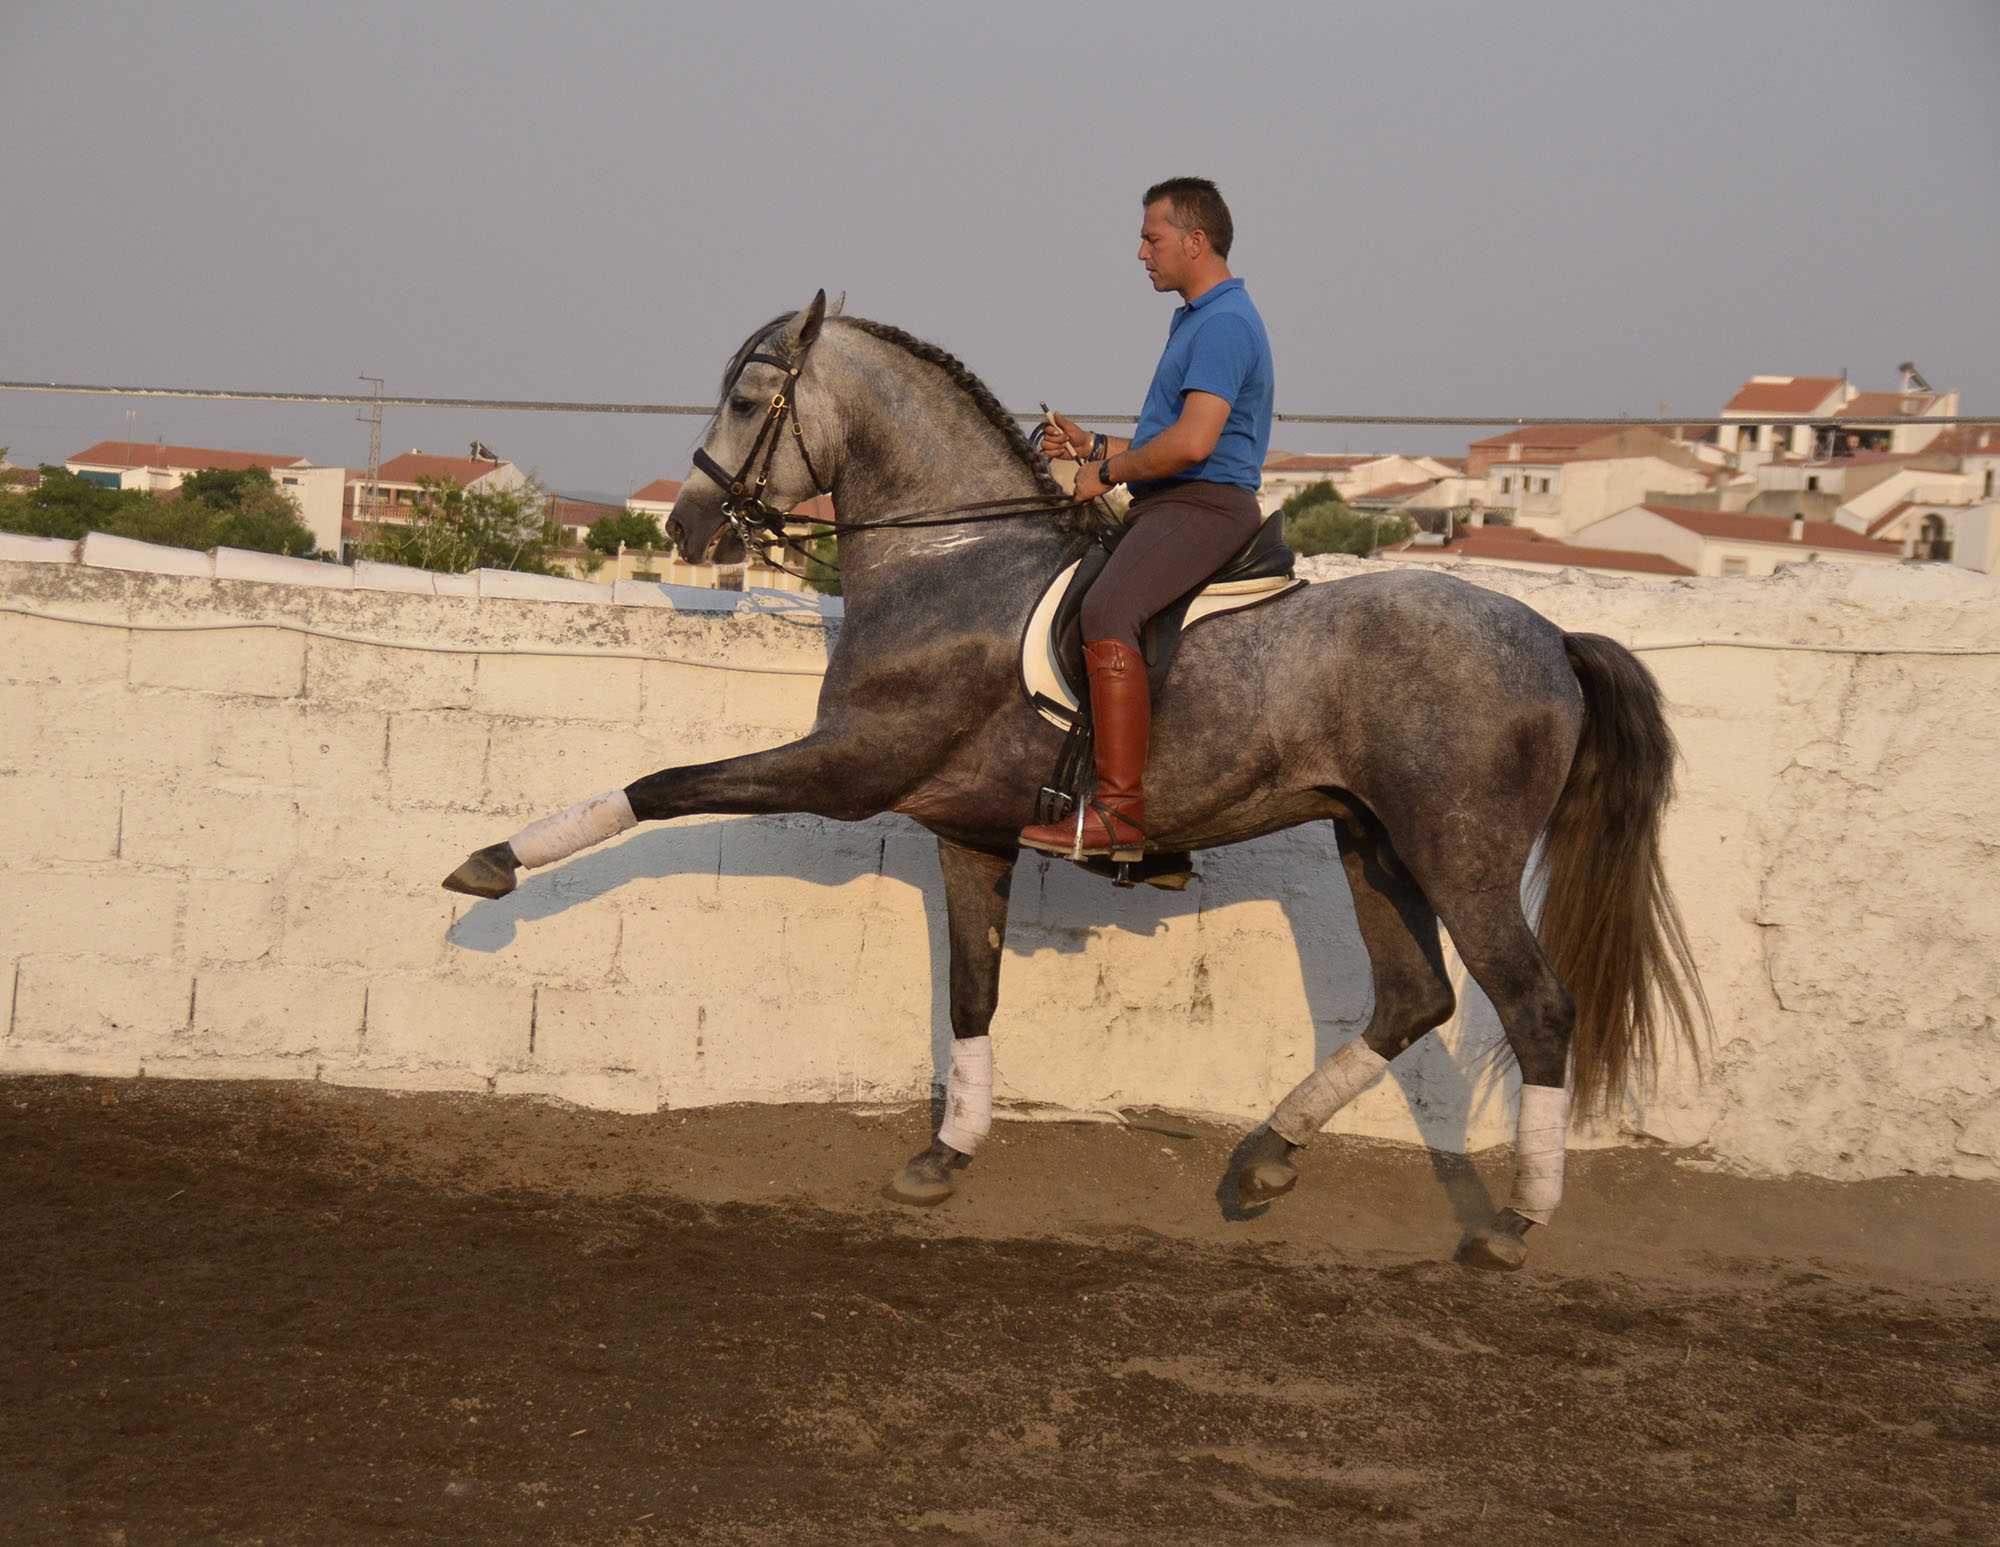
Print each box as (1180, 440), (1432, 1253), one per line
(1018, 512), (1303, 728)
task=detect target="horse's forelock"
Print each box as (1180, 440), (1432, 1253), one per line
(716, 313), (800, 399)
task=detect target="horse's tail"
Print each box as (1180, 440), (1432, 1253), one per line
(1538, 633), (1711, 1119)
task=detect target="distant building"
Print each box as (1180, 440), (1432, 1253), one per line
(1374, 524), (1696, 579)
(1466, 426), (1715, 538)
(64, 440), (345, 554)
(1570, 503), (1902, 577)
(625, 478), (684, 529)
(342, 447), (526, 553)
(1719, 367), (1958, 467)
(1258, 452), (1463, 514)
(546, 496), (625, 545)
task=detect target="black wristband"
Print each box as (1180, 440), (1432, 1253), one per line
(1098, 459), (1119, 488)
(1090, 432), (1107, 461)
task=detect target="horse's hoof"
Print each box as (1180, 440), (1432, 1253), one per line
(443, 843), (519, 899)
(1236, 1128), (1299, 1206)
(1461, 1210), (1533, 1272)
(890, 1145), (957, 1206)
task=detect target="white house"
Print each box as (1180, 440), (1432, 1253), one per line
(1466, 426), (1715, 539)
(1571, 503), (1903, 578)
(1374, 525), (1696, 580)
(1719, 367), (1957, 467)
(1258, 452), (1462, 514)
(625, 477), (683, 529)
(343, 448), (527, 552)
(65, 440), (347, 555)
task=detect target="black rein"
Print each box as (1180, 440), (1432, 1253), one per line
(687, 335), (1102, 581)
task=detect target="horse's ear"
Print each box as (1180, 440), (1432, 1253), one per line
(793, 289), (828, 349)
(827, 291), (846, 318)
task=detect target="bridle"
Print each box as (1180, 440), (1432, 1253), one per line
(684, 325), (1106, 581)
(687, 333), (832, 561)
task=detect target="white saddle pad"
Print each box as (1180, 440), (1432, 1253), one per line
(1018, 562), (1304, 728)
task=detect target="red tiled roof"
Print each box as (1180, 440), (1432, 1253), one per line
(628, 478), (684, 504)
(1351, 480), (1437, 503)
(1638, 503), (1900, 555)
(1835, 392), (1940, 419)
(1866, 500), (1917, 539)
(1263, 453), (1377, 473)
(548, 496), (625, 525)
(1919, 424), (2000, 457)
(1470, 425), (1617, 452)
(1426, 455), (1468, 471)
(1796, 449), (1937, 470)
(1722, 377), (1845, 415)
(372, 452), (512, 487)
(1382, 529), (1694, 576)
(67, 440), (307, 473)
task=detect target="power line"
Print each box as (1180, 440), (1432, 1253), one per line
(3, 378), (1995, 430)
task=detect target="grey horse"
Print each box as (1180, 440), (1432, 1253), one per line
(444, 291), (1706, 1272)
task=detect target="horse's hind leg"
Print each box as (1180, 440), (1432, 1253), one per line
(1431, 887), (1576, 1272)
(1240, 803), (1456, 1205)
(892, 838), (1018, 1206)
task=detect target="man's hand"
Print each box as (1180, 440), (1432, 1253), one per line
(1040, 409), (1091, 462)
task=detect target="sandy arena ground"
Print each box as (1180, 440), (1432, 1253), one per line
(3, 1074), (1996, 1546)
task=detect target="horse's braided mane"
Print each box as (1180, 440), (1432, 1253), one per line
(834, 317), (1069, 502)
(723, 309), (1103, 540)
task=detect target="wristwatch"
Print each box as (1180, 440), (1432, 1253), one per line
(1097, 459), (1119, 488)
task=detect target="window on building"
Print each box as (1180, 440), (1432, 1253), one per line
(1772, 426), (1791, 452)
(1806, 476), (1819, 492)
(1740, 426), (1760, 451)
(1985, 469), (1994, 498)
(1500, 477), (1512, 494)
(1720, 556), (1748, 577)
(1536, 478), (1550, 493)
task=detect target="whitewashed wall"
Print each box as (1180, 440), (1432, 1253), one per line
(2, 535), (1996, 1182)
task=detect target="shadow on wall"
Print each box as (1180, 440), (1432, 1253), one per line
(446, 811), (1513, 1221)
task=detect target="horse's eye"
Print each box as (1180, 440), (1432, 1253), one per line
(728, 395), (755, 415)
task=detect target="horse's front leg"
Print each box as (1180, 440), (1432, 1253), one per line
(441, 732), (899, 898)
(891, 838), (1018, 1206)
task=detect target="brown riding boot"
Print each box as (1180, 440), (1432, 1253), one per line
(1019, 639), (1151, 861)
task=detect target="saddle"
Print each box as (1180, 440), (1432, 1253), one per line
(1020, 512), (1303, 730)
(1017, 512), (1304, 888)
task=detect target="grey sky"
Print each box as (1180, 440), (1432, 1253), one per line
(5, 0), (1996, 499)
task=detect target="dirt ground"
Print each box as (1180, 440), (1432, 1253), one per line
(3, 1075), (1996, 1547)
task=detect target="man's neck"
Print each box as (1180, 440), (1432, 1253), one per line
(1178, 262), (1234, 305)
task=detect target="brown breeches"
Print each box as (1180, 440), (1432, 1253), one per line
(1079, 481), (1266, 653)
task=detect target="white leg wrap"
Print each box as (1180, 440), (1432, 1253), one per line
(1268, 1037), (1390, 1146)
(506, 790), (637, 870)
(1507, 1083), (1570, 1224)
(936, 1035), (994, 1156)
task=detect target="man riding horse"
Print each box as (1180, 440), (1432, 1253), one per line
(1021, 176), (1273, 862)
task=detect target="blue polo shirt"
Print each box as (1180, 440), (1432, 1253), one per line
(1127, 277), (1274, 499)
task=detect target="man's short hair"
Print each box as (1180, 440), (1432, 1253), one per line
(1144, 176), (1234, 260)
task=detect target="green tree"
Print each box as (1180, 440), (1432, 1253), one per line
(0, 466), (163, 542)
(802, 524), (840, 597)
(584, 510), (665, 556)
(1280, 479), (1415, 557)
(0, 464), (317, 555)
(354, 474), (559, 574)
(172, 466), (316, 555)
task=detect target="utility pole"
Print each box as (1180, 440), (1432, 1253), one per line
(357, 375), (383, 533)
